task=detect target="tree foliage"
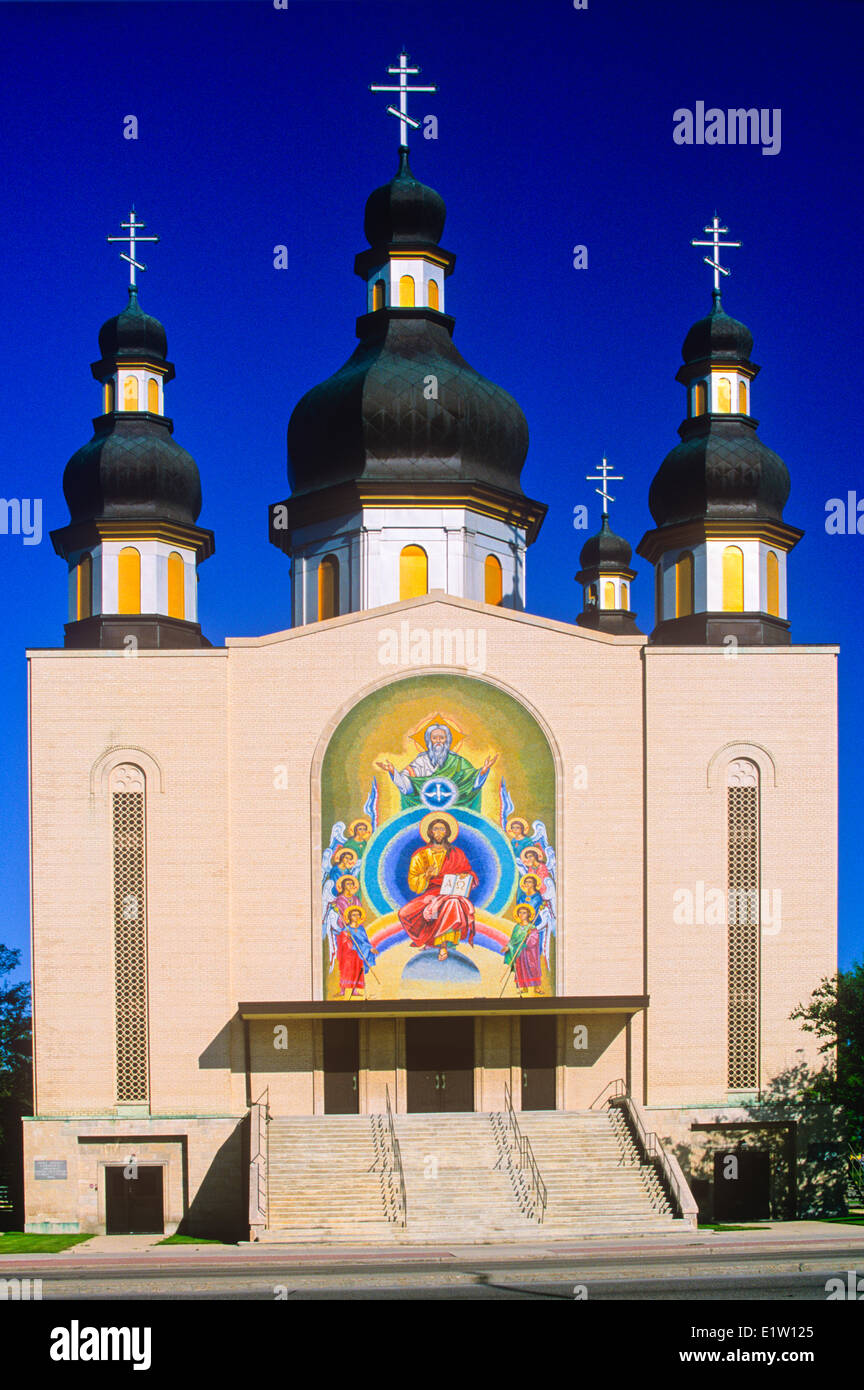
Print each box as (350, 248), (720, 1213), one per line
(791, 958), (864, 1145)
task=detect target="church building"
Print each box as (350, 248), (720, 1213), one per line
(23, 58), (838, 1240)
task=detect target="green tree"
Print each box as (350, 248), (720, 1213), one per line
(0, 945), (32, 1222)
(791, 958), (864, 1148)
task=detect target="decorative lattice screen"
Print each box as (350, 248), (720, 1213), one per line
(726, 760), (760, 1088)
(110, 767), (149, 1103)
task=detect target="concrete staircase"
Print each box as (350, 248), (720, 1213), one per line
(259, 1110), (687, 1243)
(517, 1110), (684, 1236)
(261, 1116), (395, 1243)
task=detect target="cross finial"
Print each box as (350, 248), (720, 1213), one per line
(586, 456), (623, 515)
(370, 50), (436, 148)
(691, 214), (741, 295)
(106, 206), (159, 291)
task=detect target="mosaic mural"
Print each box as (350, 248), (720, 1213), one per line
(321, 676), (557, 1000)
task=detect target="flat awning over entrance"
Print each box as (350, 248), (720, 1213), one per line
(237, 995), (648, 1020)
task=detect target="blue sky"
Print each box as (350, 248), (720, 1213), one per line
(0, 0), (861, 977)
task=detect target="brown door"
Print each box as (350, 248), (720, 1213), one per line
(521, 1015), (557, 1110)
(714, 1148), (771, 1221)
(406, 1017), (475, 1112)
(105, 1165), (164, 1235)
(323, 1019), (360, 1114)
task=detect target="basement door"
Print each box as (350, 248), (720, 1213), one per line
(406, 1017), (475, 1112)
(105, 1165), (164, 1235)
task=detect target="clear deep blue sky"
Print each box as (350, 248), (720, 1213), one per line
(0, 0), (861, 978)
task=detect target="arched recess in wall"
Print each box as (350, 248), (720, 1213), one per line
(317, 672), (560, 1005)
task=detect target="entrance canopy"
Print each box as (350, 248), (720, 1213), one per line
(238, 995), (649, 1020)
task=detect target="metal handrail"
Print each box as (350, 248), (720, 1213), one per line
(503, 1082), (547, 1221)
(593, 1078), (698, 1228)
(249, 1086), (270, 1232)
(382, 1084), (407, 1226)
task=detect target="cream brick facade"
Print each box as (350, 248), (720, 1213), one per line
(24, 591), (839, 1234)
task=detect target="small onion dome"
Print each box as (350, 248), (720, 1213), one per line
(578, 514), (633, 571)
(62, 413), (202, 525)
(287, 314), (529, 495)
(364, 147), (447, 247)
(97, 286), (167, 362)
(681, 289), (753, 367)
(648, 415), (789, 527)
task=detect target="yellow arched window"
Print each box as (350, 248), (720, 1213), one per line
(118, 547), (141, 614)
(428, 279), (440, 311)
(692, 381), (707, 416)
(399, 274), (415, 307)
(147, 378), (159, 413)
(399, 544), (427, 600)
(766, 550), (779, 617)
(103, 381), (115, 413)
(603, 580), (615, 609)
(76, 554), (92, 620)
(675, 551), (694, 618)
(317, 554), (339, 620)
(372, 280), (385, 311)
(122, 376), (138, 410)
(738, 380), (748, 413)
(722, 546), (744, 611)
(484, 554), (503, 605)
(655, 564), (663, 621)
(621, 581), (629, 611)
(717, 377), (732, 413)
(167, 552), (185, 619)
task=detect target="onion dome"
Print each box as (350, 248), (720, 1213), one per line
(681, 288), (753, 367)
(62, 414), (202, 526)
(578, 514), (633, 571)
(286, 317), (529, 496)
(97, 286), (167, 362)
(648, 417), (790, 528)
(364, 147), (446, 247)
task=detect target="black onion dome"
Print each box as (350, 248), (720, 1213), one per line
(648, 416), (789, 527)
(286, 315), (528, 496)
(579, 514), (632, 570)
(62, 415), (201, 525)
(682, 290), (753, 367)
(98, 287), (167, 362)
(364, 148), (446, 247)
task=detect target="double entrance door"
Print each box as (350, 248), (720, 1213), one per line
(406, 1017), (474, 1112)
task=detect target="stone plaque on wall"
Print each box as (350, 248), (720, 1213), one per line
(34, 1159), (67, 1180)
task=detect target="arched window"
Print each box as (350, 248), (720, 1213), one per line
(167, 552), (185, 619)
(717, 377), (732, 413)
(399, 544), (428, 599)
(586, 582), (598, 608)
(76, 554), (92, 620)
(484, 554), (503, 605)
(692, 381), (707, 416)
(317, 554), (339, 620)
(118, 547), (141, 614)
(722, 546), (744, 611)
(603, 580), (615, 609)
(428, 279), (440, 311)
(766, 551), (779, 617)
(122, 376), (138, 410)
(109, 763), (149, 1104)
(399, 274), (415, 307)
(372, 280), (385, 311)
(147, 378), (159, 413)
(655, 564), (663, 622)
(103, 381), (115, 413)
(726, 758), (760, 1089)
(738, 380), (748, 413)
(675, 551), (694, 618)
(621, 581), (629, 611)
